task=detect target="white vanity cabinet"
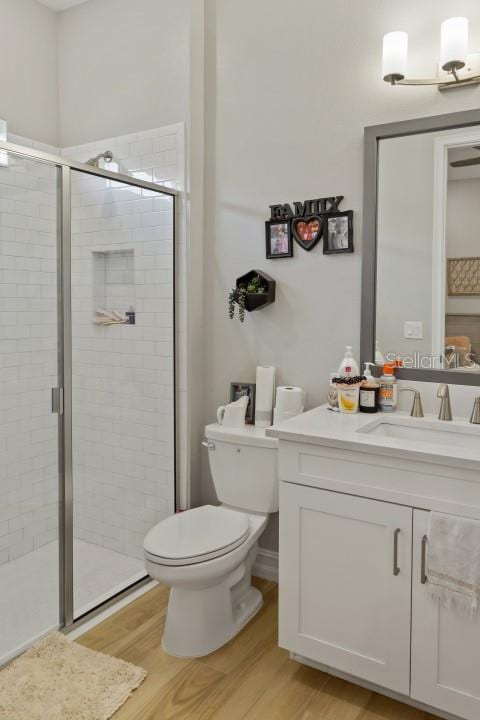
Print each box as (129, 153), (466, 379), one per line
(273, 423), (480, 720)
(279, 482), (412, 695)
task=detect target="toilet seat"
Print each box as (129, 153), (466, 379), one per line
(144, 505), (250, 566)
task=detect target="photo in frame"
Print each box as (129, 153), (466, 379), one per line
(323, 211), (353, 254)
(265, 219), (293, 259)
(229, 382), (256, 424)
(292, 215), (323, 251)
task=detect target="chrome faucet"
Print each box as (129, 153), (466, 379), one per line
(437, 384), (452, 421)
(399, 387), (424, 417)
(470, 397), (480, 424)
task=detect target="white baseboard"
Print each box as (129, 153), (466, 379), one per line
(253, 547), (278, 582)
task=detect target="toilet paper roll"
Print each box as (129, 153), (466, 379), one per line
(255, 365), (276, 427)
(275, 386), (305, 416)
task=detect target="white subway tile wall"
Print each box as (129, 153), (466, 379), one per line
(70, 174), (174, 560)
(0, 140), (60, 565)
(63, 124), (184, 561)
(0, 123), (185, 567)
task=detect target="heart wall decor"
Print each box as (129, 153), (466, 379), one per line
(265, 196), (353, 257)
(292, 216), (323, 251)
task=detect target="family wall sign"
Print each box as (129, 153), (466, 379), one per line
(265, 195), (353, 258)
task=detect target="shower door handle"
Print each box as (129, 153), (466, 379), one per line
(51, 387), (64, 415)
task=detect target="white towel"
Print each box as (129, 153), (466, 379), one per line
(427, 512), (480, 616)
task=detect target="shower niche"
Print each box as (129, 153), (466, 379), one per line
(92, 249), (136, 325)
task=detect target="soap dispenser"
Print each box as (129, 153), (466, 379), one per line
(338, 346), (359, 377)
(359, 362), (380, 413)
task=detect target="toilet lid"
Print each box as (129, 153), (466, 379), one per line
(144, 505), (250, 566)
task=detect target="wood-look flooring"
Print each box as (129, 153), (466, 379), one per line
(77, 578), (441, 720)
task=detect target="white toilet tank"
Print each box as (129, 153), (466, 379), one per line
(204, 424), (278, 513)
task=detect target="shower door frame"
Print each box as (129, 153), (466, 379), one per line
(0, 140), (178, 633)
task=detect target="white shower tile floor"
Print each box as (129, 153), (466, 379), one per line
(0, 539), (145, 665)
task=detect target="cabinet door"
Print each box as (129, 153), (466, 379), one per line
(279, 483), (412, 695)
(411, 510), (480, 720)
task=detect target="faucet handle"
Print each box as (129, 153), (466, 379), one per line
(470, 397), (480, 425)
(437, 383), (450, 398)
(437, 384), (453, 421)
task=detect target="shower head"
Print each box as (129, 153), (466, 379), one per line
(86, 150), (114, 168)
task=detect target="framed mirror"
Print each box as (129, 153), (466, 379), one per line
(362, 108), (480, 385)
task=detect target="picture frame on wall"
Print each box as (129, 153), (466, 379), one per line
(230, 382), (256, 424)
(447, 257), (480, 296)
(323, 210), (353, 254)
(265, 219), (293, 259)
(292, 215), (323, 251)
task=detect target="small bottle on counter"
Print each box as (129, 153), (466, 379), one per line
(378, 363), (398, 412)
(359, 362), (379, 413)
(337, 346), (359, 377)
(332, 374), (364, 414)
(337, 384), (360, 414)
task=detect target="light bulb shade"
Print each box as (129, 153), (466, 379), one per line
(382, 31), (408, 82)
(441, 17), (468, 71)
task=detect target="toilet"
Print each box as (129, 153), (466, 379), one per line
(144, 422), (278, 658)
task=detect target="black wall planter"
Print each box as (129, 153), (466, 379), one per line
(235, 270), (276, 312)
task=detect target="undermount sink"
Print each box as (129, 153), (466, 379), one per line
(358, 417), (480, 451)
(267, 405), (480, 471)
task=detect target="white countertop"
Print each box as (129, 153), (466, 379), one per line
(266, 405), (480, 472)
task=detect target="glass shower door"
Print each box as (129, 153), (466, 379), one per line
(70, 169), (175, 618)
(0, 152), (60, 662)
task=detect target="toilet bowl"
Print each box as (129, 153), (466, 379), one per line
(144, 424), (278, 658)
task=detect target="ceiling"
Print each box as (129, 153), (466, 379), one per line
(37, 0), (88, 11)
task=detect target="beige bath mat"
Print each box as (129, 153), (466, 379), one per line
(0, 631), (146, 720)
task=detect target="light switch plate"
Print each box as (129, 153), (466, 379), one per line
(404, 321), (423, 339)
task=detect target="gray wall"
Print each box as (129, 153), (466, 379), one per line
(0, 0), (58, 145)
(376, 134), (435, 359)
(446, 178), (480, 314)
(57, 0), (190, 146)
(0, 0), (191, 148)
(201, 0), (480, 551)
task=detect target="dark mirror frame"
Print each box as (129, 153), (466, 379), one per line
(361, 108), (480, 386)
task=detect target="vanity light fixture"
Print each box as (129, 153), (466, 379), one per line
(383, 17), (480, 90)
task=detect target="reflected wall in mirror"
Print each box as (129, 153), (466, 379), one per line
(376, 127), (480, 374)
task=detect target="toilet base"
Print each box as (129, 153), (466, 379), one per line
(161, 547), (262, 657)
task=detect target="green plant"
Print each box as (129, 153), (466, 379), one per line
(238, 288), (246, 322)
(228, 290), (236, 319)
(228, 275), (267, 322)
(246, 275), (267, 294)
(229, 288), (246, 322)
